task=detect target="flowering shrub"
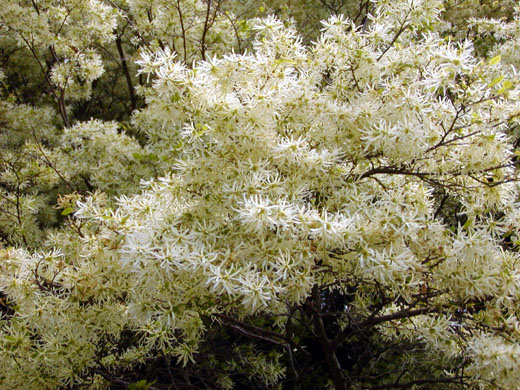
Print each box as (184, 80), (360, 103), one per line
(1, 1), (520, 389)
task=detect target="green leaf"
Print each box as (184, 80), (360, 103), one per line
(488, 75), (504, 88)
(462, 218), (473, 231)
(61, 208), (74, 216)
(171, 92), (181, 102)
(489, 55), (501, 65)
(274, 58), (297, 66)
(128, 379), (156, 390)
(147, 153), (159, 161)
(496, 79), (513, 94)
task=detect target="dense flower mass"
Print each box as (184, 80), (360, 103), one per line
(1, 0), (520, 389)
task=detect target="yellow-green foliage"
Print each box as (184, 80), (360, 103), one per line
(1, 1), (520, 389)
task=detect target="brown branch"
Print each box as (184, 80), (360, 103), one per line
(176, 0), (188, 64)
(93, 368), (161, 390)
(0, 187), (18, 206)
(115, 36), (137, 112)
(358, 160), (517, 184)
(14, 181), (28, 246)
(30, 125), (76, 192)
(334, 307), (434, 347)
(226, 323), (286, 346)
(32, 258), (65, 295)
(200, 0), (212, 61)
(357, 307), (434, 329)
(286, 343), (301, 390)
(433, 192), (448, 219)
(366, 375), (469, 389)
(214, 313), (291, 344)
(221, 8), (243, 53)
(358, 167), (432, 180)
(30, 0), (40, 15)
(214, 313), (311, 357)
(285, 305), (303, 390)
(49, 46), (70, 127)
(376, 21), (410, 61)
(0, 205), (19, 219)
(425, 106), (470, 154)
(350, 64), (362, 93)
(309, 285), (349, 390)
(18, 36), (70, 126)
(56, 3), (80, 35)
(103, 0), (153, 51)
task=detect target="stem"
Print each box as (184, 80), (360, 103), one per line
(334, 307), (434, 347)
(286, 306), (302, 390)
(201, 0), (212, 61)
(310, 285), (348, 390)
(30, 125), (76, 192)
(176, 0), (188, 64)
(366, 375), (469, 389)
(19, 36), (70, 127)
(116, 36), (137, 112)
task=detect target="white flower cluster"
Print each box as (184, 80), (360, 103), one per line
(0, 0), (117, 102)
(0, 0), (520, 389)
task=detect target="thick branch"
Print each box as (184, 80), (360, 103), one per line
(310, 285), (349, 390)
(334, 307), (434, 347)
